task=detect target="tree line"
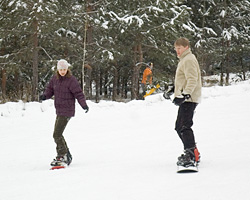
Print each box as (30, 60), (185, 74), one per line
(0, 0), (249, 103)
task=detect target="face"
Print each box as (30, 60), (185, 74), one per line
(174, 45), (189, 57)
(58, 68), (68, 76)
(150, 63), (153, 69)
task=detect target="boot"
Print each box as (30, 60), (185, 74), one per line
(177, 147), (200, 167)
(50, 150), (72, 166)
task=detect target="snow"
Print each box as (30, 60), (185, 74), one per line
(101, 21), (109, 29)
(170, 8), (182, 25)
(108, 11), (144, 27)
(220, 10), (226, 18)
(183, 24), (194, 32)
(1, 80), (250, 200)
(147, 6), (163, 13)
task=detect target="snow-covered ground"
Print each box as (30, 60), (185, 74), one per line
(1, 80), (250, 200)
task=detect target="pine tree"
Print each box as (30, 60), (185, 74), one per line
(92, 0), (193, 100)
(211, 0), (250, 85)
(1, 0), (249, 102)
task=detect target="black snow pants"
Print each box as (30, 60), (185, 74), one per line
(175, 102), (197, 150)
(53, 115), (71, 156)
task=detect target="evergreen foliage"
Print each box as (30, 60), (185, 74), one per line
(0, 0), (249, 102)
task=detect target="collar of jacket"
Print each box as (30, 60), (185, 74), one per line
(179, 48), (191, 60)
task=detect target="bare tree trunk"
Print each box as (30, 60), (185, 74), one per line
(32, 18), (39, 101)
(241, 48), (246, 80)
(82, 0), (93, 98)
(137, 44), (143, 94)
(124, 74), (129, 99)
(82, 16), (88, 91)
(95, 67), (100, 103)
(99, 68), (103, 96)
(14, 71), (20, 99)
(104, 71), (108, 98)
(85, 64), (92, 100)
(112, 66), (118, 101)
(220, 61), (224, 86)
(131, 44), (143, 100)
(225, 40), (230, 85)
(131, 47), (137, 100)
(1, 68), (7, 102)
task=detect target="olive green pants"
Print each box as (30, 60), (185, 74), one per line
(53, 115), (71, 156)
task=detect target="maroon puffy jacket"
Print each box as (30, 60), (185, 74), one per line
(44, 73), (87, 117)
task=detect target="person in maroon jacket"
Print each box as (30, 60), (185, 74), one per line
(40, 59), (89, 166)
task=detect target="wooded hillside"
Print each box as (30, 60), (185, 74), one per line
(0, 0), (249, 102)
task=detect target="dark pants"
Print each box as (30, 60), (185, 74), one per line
(53, 115), (71, 156)
(175, 102), (197, 150)
(141, 83), (146, 95)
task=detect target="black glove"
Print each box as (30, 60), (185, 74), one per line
(173, 94), (191, 106)
(82, 105), (89, 113)
(39, 94), (46, 101)
(163, 86), (175, 100)
(163, 92), (171, 100)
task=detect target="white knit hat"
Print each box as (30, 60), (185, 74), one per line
(57, 59), (70, 70)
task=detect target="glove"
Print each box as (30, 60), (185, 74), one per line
(163, 92), (171, 100)
(82, 105), (89, 113)
(173, 94), (191, 106)
(163, 86), (175, 100)
(39, 94), (46, 101)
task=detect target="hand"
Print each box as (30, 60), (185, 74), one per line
(163, 86), (175, 100)
(82, 105), (89, 113)
(163, 92), (171, 100)
(39, 94), (46, 101)
(173, 94), (191, 106)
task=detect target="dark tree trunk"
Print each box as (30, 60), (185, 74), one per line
(112, 66), (118, 101)
(32, 18), (39, 101)
(131, 44), (143, 100)
(1, 68), (7, 101)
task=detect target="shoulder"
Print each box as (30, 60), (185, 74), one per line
(182, 54), (199, 72)
(49, 75), (57, 83)
(69, 75), (78, 82)
(183, 51), (194, 60)
(184, 50), (197, 60)
(68, 75), (80, 86)
(145, 68), (152, 73)
(182, 53), (198, 66)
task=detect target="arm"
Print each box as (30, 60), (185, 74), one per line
(148, 73), (153, 84)
(43, 77), (55, 100)
(69, 77), (87, 108)
(142, 68), (152, 84)
(183, 59), (199, 95)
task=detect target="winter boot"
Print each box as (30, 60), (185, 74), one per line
(177, 147), (200, 167)
(50, 150), (72, 166)
(50, 155), (68, 166)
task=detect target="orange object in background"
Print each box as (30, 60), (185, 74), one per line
(141, 67), (152, 84)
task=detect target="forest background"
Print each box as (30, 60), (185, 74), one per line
(0, 0), (249, 103)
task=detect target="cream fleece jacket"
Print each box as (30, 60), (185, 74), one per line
(174, 48), (202, 103)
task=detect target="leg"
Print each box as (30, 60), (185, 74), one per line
(141, 83), (146, 96)
(175, 102), (197, 149)
(53, 115), (71, 156)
